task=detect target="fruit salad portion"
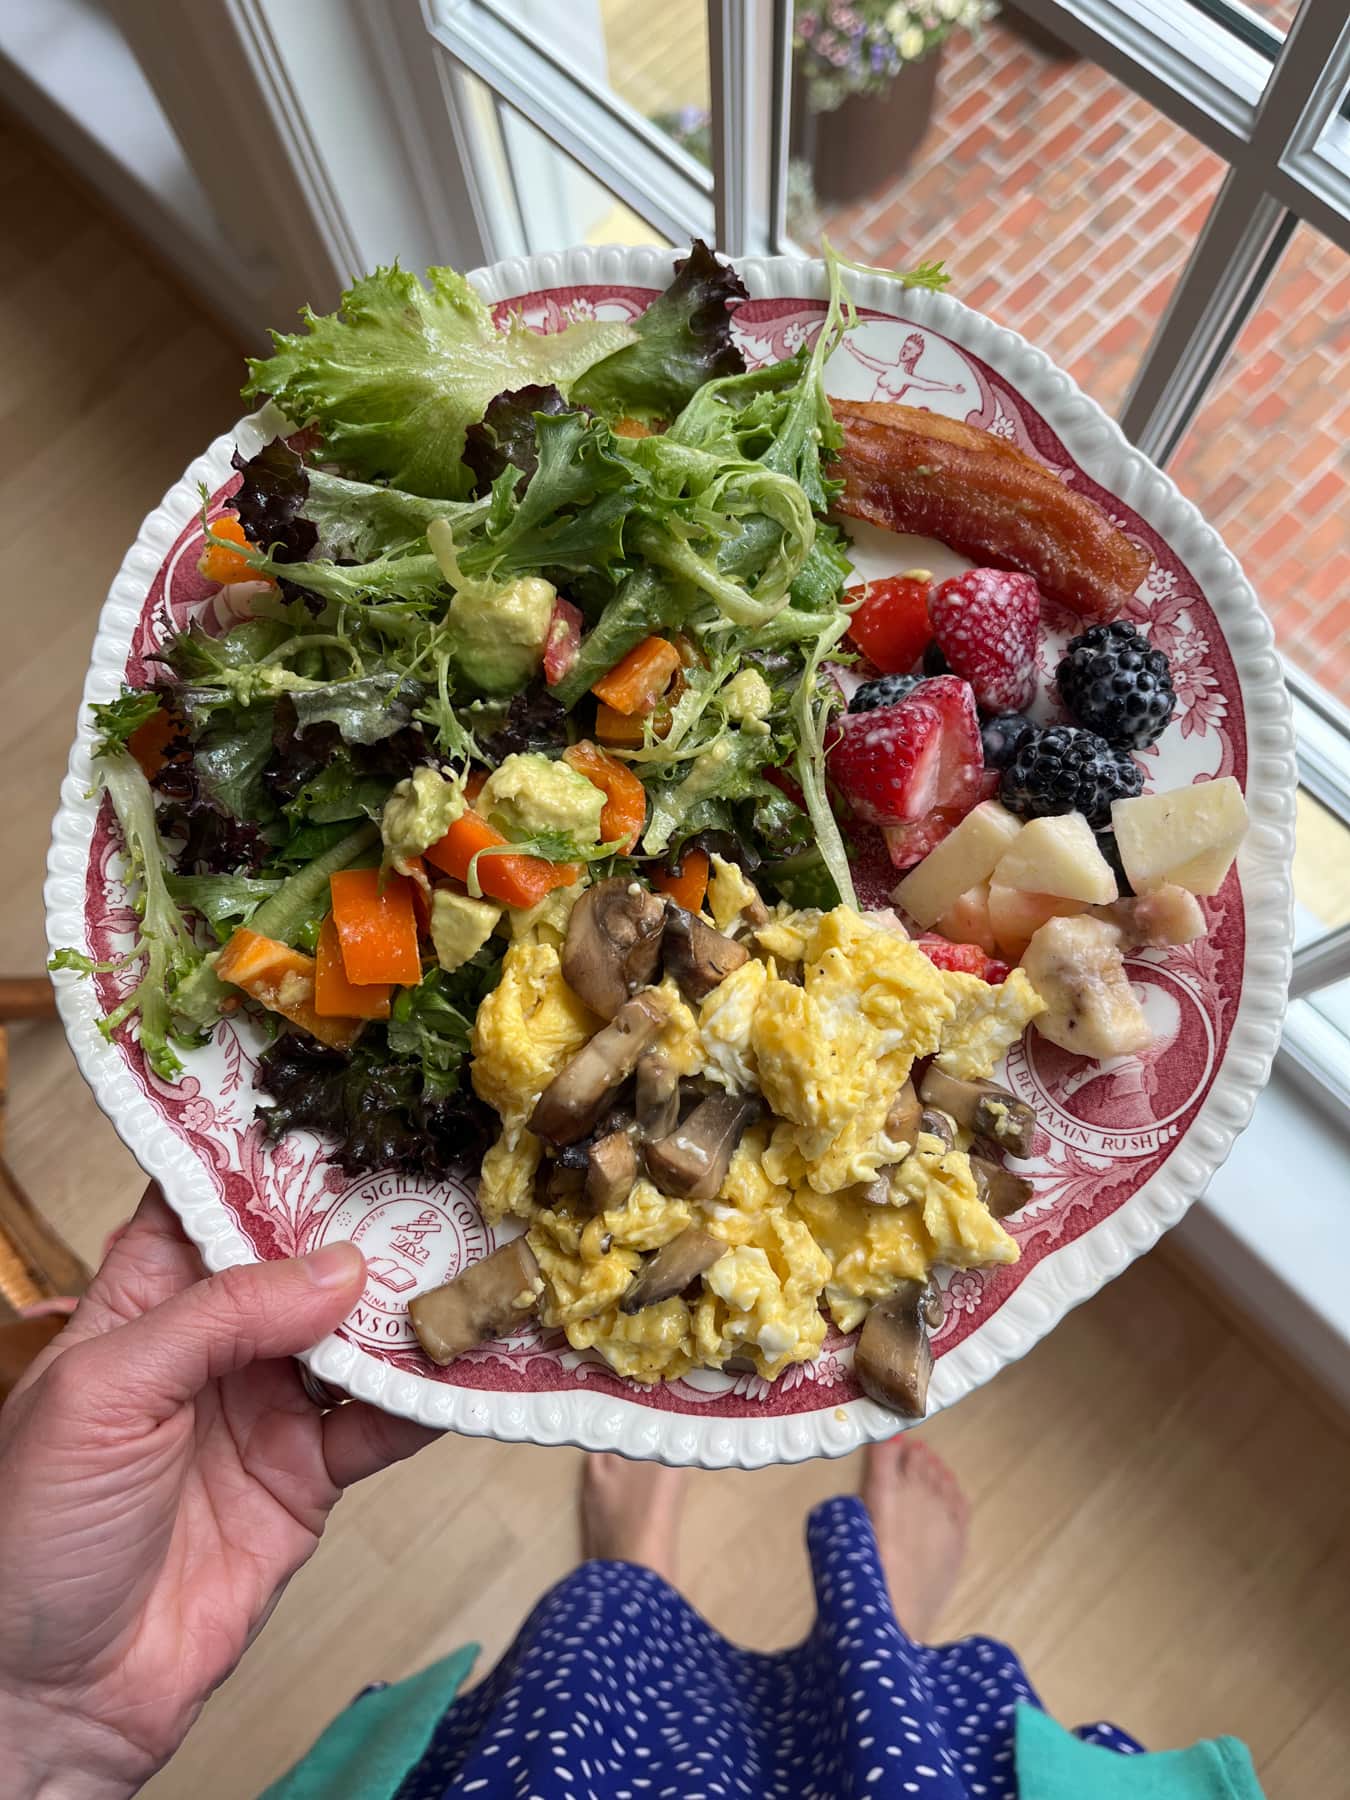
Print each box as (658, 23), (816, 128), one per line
(828, 570), (1246, 1064)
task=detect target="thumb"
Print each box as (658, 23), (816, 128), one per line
(80, 1242), (366, 1425)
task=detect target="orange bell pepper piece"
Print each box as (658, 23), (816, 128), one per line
(216, 927), (363, 1049)
(126, 707), (180, 780)
(197, 513), (259, 586)
(425, 810), (579, 910)
(314, 914), (391, 1019)
(562, 740), (647, 852)
(594, 700), (674, 747)
(329, 867), (422, 986)
(591, 636), (682, 716)
(654, 847), (710, 914)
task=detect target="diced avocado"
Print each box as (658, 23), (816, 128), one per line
(723, 668), (772, 722)
(381, 766), (465, 868)
(430, 889), (502, 973)
(673, 738), (733, 806)
(448, 574), (556, 697)
(479, 752), (605, 847)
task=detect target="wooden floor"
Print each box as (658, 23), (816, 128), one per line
(3, 114), (1349, 1799)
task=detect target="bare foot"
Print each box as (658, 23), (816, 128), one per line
(580, 1452), (687, 1583)
(860, 1434), (969, 1640)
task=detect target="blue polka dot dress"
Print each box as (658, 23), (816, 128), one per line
(394, 1496), (1141, 1798)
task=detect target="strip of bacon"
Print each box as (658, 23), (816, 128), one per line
(831, 399), (1150, 623)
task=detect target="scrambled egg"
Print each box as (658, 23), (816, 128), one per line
(753, 909), (817, 965)
(468, 904), (1041, 1386)
(527, 1182), (696, 1383)
(890, 1134), (1018, 1268)
(707, 853), (764, 933)
(737, 910), (953, 1193)
(698, 956), (769, 1091)
(471, 940), (600, 1222)
(936, 967), (1045, 1081)
(793, 1190), (933, 1333)
(566, 1299), (694, 1384)
(694, 1208), (830, 1378)
(475, 1130), (543, 1226)
(528, 1204), (640, 1323)
(651, 975), (704, 1077)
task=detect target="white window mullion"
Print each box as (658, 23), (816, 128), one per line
(1005, 0), (1266, 161)
(707, 0), (792, 256)
(1288, 665), (1350, 835)
(421, 0), (712, 246)
(1269, 12), (1350, 255)
(1117, 183), (1292, 460)
(1117, 4), (1350, 455)
(1290, 926), (1350, 1004)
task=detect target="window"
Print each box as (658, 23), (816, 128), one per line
(1169, 223), (1350, 706)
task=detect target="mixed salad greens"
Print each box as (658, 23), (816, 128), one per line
(56, 242), (948, 1176)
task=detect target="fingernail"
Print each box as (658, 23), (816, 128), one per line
(303, 1241), (364, 1288)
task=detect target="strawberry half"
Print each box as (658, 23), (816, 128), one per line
(828, 675), (983, 839)
(882, 807), (965, 869)
(828, 692), (944, 827)
(917, 935), (1011, 984)
(930, 568), (1041, 713)
(845, 573), (933, 674)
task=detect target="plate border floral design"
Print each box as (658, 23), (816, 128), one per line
(45, 245), (1296, 1468)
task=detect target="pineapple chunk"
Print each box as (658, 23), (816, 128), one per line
(934, 882), (998, 955)
(1022, 914), (1152, 1059)
(1110, 778), (1248, 896)
(988, 884), (1088, 961)
(992, 812), (1117, 905)
(892, 801), (1023, 928)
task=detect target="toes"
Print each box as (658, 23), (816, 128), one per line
(899, 1437), (969, 1523)
(861, 1431), (910, 1487)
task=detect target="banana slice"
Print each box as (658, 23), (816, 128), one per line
(1021, 914), (1152, 1060)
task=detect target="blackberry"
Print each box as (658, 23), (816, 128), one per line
(922, 640), (951, 677)
(1056, 620), (1176, 748)
(1000, 724), (1143, 827)
(849, 673), (923, 714)
(980, 712), (1034, 770)
(1095, 829), (1135, 898)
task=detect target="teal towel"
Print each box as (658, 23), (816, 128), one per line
(259, 1644), (478, 1800)
(1016, 1704), (1266, 1800)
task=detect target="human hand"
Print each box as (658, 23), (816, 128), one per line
(0, 1185), (438, 1799)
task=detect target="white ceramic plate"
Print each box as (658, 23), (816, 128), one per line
(46, 246), (1296, 1467)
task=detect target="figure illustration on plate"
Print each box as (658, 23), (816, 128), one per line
(843, 329), (967, 405)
